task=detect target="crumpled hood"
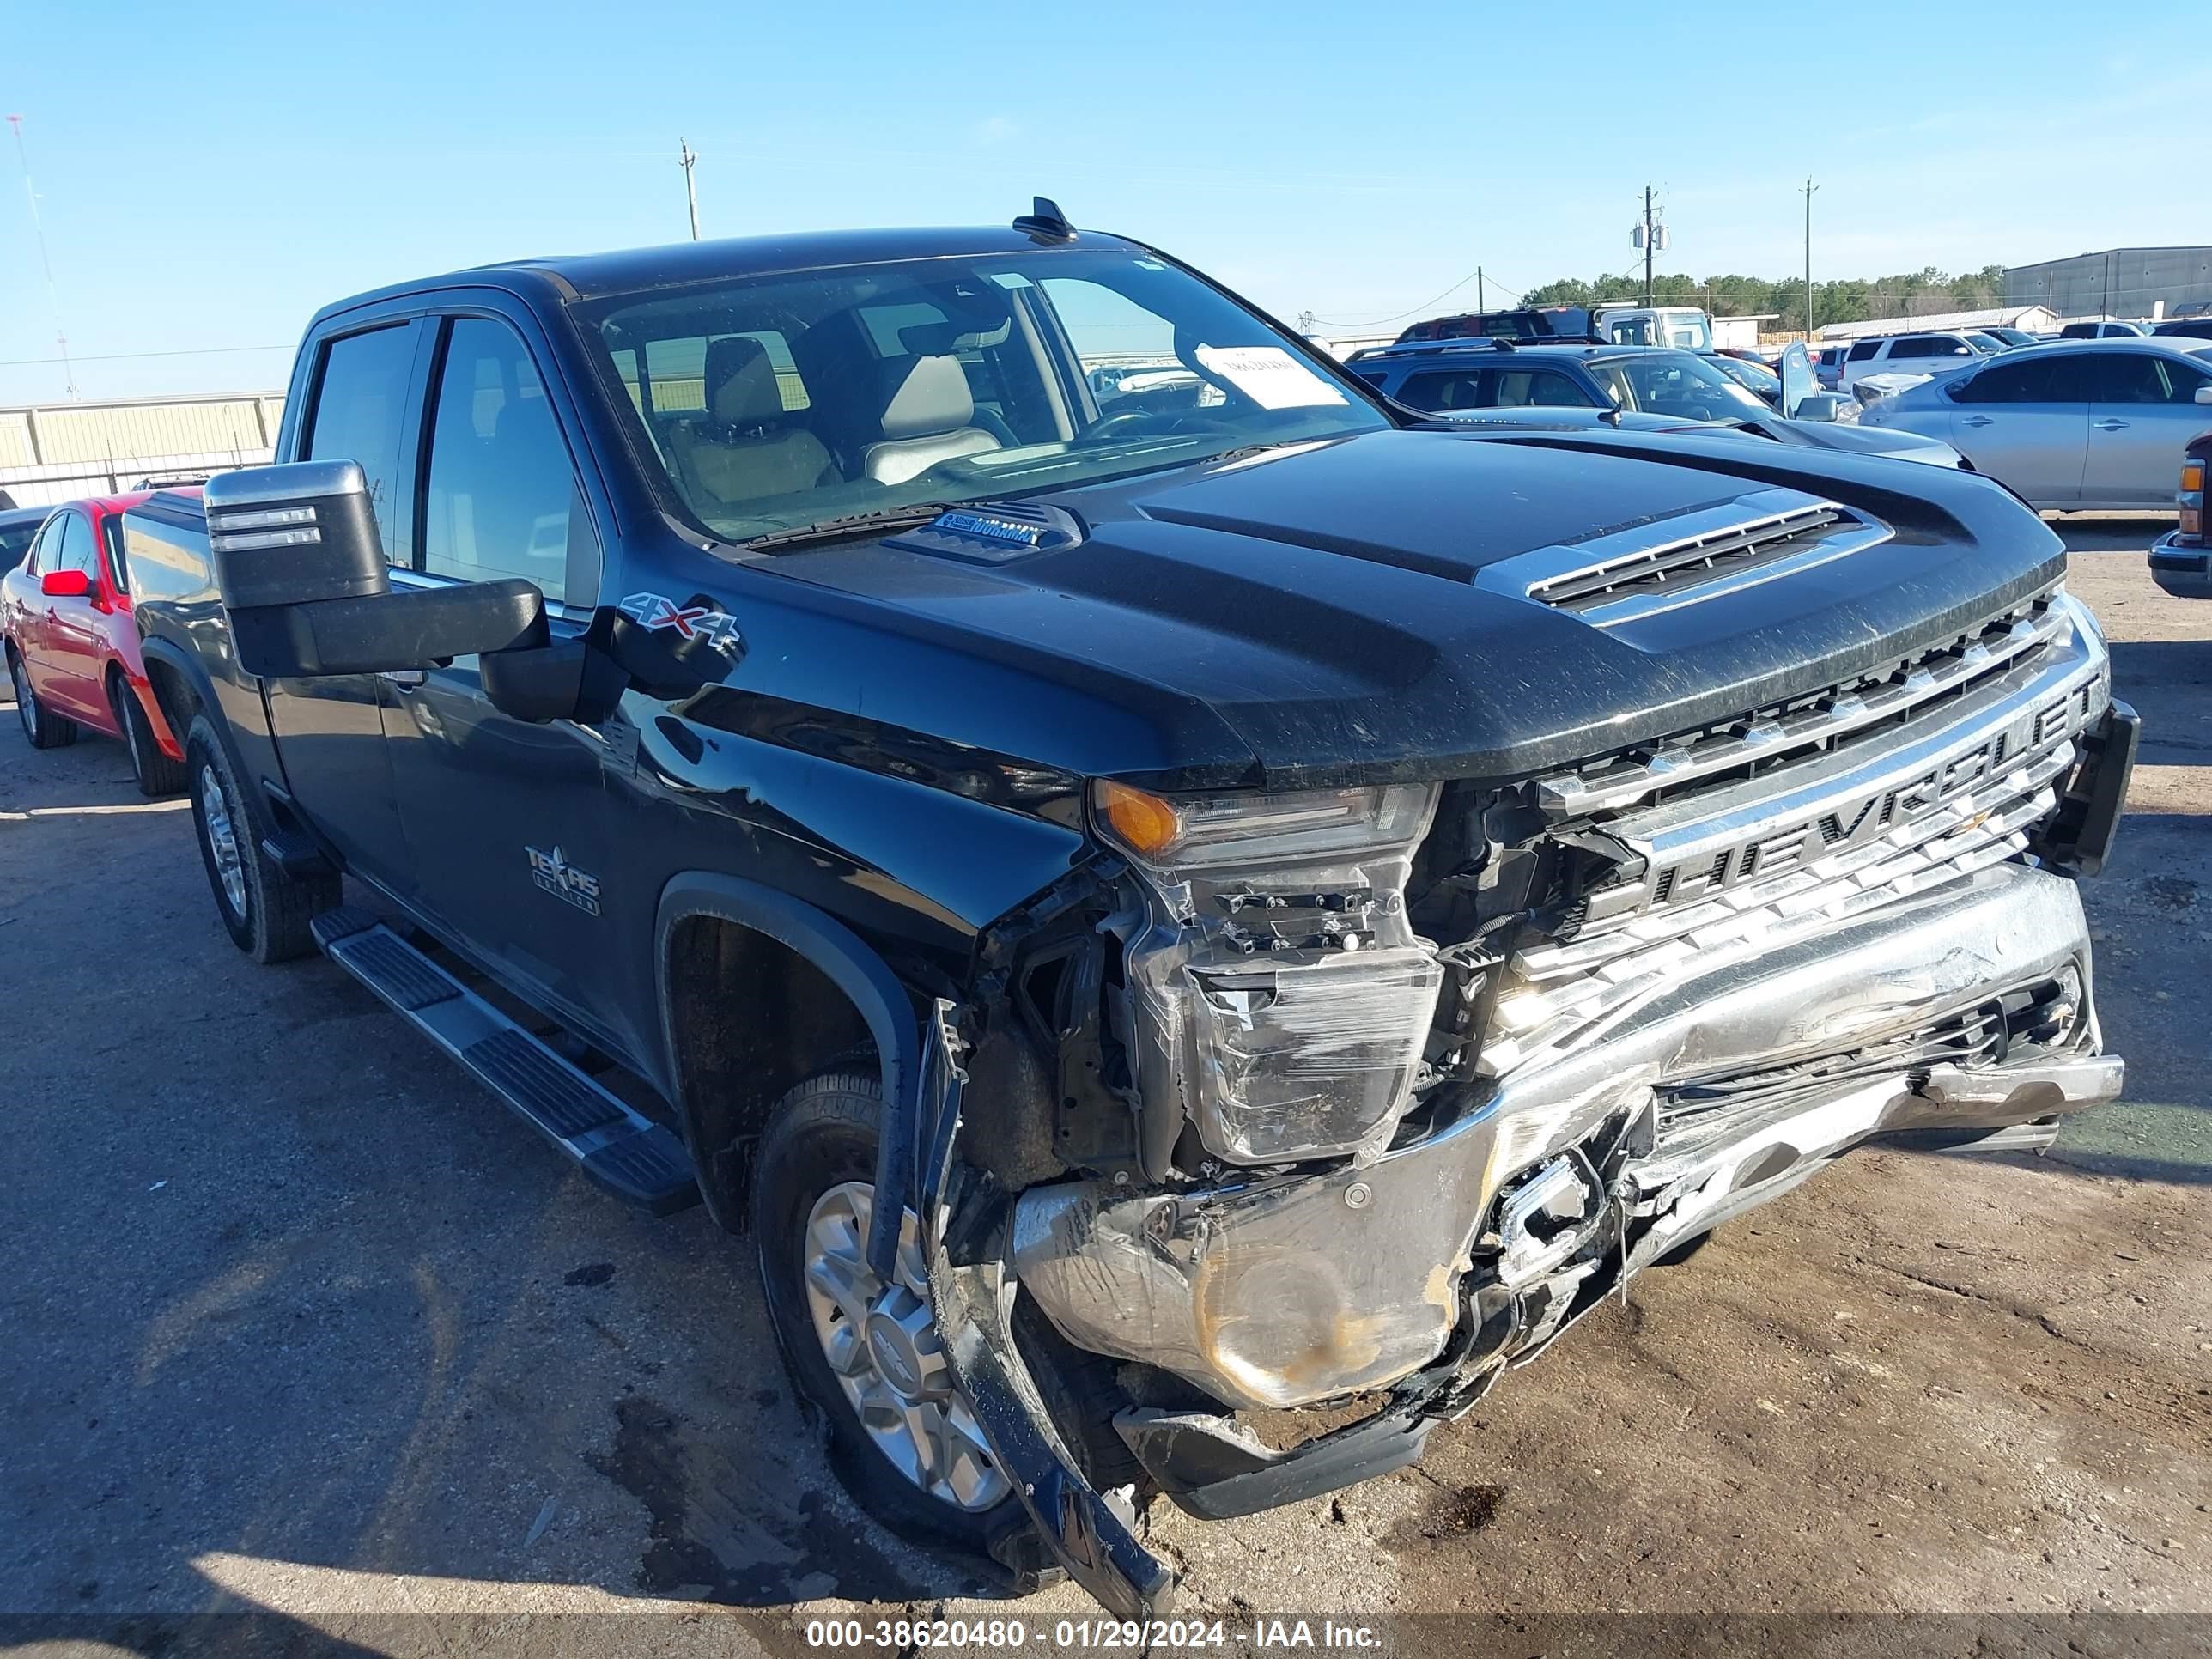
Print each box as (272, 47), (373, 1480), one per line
(758, 427), (2065, 791)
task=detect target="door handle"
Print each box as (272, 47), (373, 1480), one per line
(2092, 418), (2129, 431)
(1960, 416), (1993, 428)
(378, 669), (428, 688)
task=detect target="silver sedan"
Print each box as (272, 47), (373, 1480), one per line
(1858, 338), (2212, 509)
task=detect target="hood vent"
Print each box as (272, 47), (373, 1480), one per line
(1483, 486), (1893, 625)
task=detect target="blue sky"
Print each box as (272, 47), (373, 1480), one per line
(0, 0), (2191, 402)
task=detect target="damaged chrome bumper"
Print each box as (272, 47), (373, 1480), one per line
(1012, 860), (2116, 1414)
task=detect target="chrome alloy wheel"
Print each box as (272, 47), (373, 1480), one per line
(198, 763), (247, 919)
(11, 653), (37, 740)
(801, 1181), (1009, 1511)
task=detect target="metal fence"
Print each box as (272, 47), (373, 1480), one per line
(0, 391), (286, 508)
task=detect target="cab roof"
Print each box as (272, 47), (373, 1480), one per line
(308, 226), (1141, 330)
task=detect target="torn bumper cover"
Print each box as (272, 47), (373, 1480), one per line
(1012, 860), (2116, 1414)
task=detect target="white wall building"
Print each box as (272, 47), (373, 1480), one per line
(1818, 305), (2057, 343)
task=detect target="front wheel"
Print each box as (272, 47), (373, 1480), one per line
(9, 647), (78, 750)
(753, 1073), (1021, 1550)
(185, 714), (337, 963)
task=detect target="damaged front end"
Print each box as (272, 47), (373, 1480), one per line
(913, 584), (2135, 1617)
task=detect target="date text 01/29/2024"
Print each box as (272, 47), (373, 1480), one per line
(801, 1619), (1382, 1649)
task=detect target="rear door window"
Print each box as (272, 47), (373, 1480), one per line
(304, 321), (423, 565)
(1491, 368), (1599, 408)
(1395, 369), (1490, 411)
(1847, 340), (1881, 362)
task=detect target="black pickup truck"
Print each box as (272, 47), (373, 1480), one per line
(125, 203), (2137, 1617)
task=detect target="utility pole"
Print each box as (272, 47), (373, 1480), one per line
(1802, 178), (1817, 345)
(678, 138), (700, 241)
(1642, 185), (1656, 306)
(1477, 266), (1485, 315)
(7, 113), (76, 398)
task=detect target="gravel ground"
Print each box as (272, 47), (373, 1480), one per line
(0, 521), (2204, 1658)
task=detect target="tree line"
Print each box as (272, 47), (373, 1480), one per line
(1520, 264), (2010, 331)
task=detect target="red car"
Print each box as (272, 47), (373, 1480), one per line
(2, 489), (197, 794)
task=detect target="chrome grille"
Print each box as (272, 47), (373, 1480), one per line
(1535, 592), (2066, 819)
(1477, 592), (2109, 1082)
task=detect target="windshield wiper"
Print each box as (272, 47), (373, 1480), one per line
(738, 503), (964, 553)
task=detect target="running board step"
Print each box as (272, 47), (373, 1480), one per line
(311, 908), (699, 1215)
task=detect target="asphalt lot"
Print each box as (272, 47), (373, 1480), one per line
(2, 520), (2206, 1657)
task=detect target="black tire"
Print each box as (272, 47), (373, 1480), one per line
(752, 1072), (1026, 1553)
(9, 646), (79, 750)
(185, 714), (337, 963)
(112, 673), (185, 797)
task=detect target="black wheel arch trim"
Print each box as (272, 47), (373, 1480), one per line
(653, 871), (921, 1268)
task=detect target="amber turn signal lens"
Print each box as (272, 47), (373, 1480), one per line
(1096, 781), (1182, 858)
(2182, 459), (2205, 495)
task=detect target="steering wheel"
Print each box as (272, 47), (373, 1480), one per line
(1082, 404), (1232, 442)
(969, 404), (1020, 447)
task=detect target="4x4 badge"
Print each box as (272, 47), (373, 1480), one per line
(617, 592), (744, 656)
(526, 844), (601, 916)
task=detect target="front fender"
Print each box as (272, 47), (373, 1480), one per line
(653, 872), (922, 1275)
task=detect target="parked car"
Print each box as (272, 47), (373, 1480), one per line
(1347, 341), (1967, 465)
(1859, 338), (2212, 508)
(2148, 433), (2209, 598)
(1980, 326), (2043, 349)
(0, 504), (48, 576)
(2152, 319), (2212, 343)
(1814, 342), (1851, 388)
(1404, 402), (1972, 469)
(2059, 319), (2151, 339)
(1838, 332), (1987, 392)
(128, 210), (2133, 1620)
(1, 489), (194, 793)
(1397, 304), (1713, 351)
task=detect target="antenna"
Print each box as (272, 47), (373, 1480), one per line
(1012, 197), (1076, 242)
(678, 138), (700, 241)
(8, 114), (76, 398)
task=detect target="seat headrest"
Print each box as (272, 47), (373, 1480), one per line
(705, 336), (785, 426)
(877, 355), (975, 440)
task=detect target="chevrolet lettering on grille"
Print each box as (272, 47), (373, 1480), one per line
(1622, 671), (2104, 918)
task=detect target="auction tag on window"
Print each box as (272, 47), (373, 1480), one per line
(1195, 344), (1348, 410)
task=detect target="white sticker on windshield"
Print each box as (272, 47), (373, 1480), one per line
(1195, 345), (1348, 410)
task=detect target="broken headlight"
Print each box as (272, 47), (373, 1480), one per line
(1096, 781), (1443, 1166)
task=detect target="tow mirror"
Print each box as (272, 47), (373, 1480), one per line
(207, 459), (550, 680)
(40, 569), (91, 599)
(204, 459), (390, 611)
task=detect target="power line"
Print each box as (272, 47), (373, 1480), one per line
(1308, 264), (1523, 331)
(0, 344), (293, 368)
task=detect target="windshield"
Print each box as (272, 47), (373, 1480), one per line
(1712, 356), (1781, 395)
(1963, 332), (2006, 352)
(575, 248), (1387, 542)
(1585, 351), (1770, 418)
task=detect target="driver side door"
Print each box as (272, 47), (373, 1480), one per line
(377, 305), (635, 1060)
